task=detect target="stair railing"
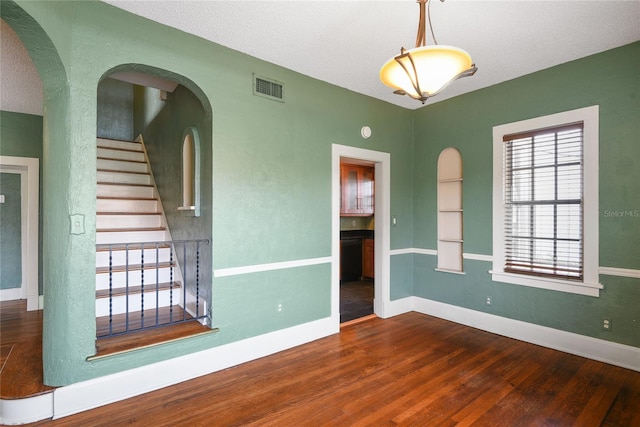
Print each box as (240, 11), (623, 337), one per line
(96, 239), (210, 338)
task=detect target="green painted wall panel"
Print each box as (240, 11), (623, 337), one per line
(413, 42), (640, 348)
(390, 253), (413, 301)
(0, 173), (21, 289)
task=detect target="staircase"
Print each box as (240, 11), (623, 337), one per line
(95, 137), (183, 335)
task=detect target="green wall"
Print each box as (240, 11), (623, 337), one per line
(0, 110), (44, 294)
(136, 84), (213, 320)
(0, 173), (22, 289)
(5, 0), (414, 385)
(97, 77), (134, 141)
(412, 42), (640, 347)
(4, 0), (637, 388)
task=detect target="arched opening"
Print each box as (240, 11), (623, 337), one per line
(95, 65), (213, 338)
(436, 147), (464, 274)
(179, 127), (201, 216)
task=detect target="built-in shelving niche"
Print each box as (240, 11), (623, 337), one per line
(436, 148), (464, 274)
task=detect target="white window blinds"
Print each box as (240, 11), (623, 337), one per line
(503, 123), (584, 280)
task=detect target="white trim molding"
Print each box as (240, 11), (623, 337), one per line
(213, 256), (331, 278)
(599, 267), (640, 279)
(491, 106), (601, 297)
(463, 253), (493, 262)
(0, 287), (23, 302)
(390, 247), (436, 256)
(0, 392), (53, 425)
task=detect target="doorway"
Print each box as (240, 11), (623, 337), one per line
(339, 159), (375, 323)
(331, 144), (390, 328)
(0, 156), (39, 310)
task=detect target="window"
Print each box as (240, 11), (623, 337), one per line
(492, 106), (601, 297)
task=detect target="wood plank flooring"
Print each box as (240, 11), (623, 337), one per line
(25, 312), (640, 426)
(0, 300), (54, 399)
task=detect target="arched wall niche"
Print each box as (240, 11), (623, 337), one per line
(179, 126), (201, 217)
(436, 147), (464, 274)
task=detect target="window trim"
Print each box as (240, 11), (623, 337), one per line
(492, 106), (601, 297)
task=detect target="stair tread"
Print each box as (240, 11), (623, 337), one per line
(97, 156), (147, 164)
(97, 146), (144, 154)
(97, 137), (141, 144)
(97, 196), (157, 201)
(94, 307), (212, 356)
(97, 211), (161, 215)
(97, 182), (154, 188)
(96, 261), (175, 274)
(96, 281), (181, 299)
(96, 243), (172, 251)
(97, 168), (150, 175)
(97, 227), (166, 233)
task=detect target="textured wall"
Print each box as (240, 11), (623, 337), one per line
(5, 0), (414, 385)
(412, 42), (640, 347)
(0, 19), (43, 115)
(97, 78), (134, 141)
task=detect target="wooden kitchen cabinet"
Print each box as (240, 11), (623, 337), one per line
(362, 238), (374, 279)
(340, 164), (374, 216)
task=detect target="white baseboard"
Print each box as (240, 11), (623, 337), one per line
(0, 287), (23, 302)
(411, 296), (640, 372)
(53, 316), (337, 420)
(0, 392), (53, 425)
(382, 296), (415, 318)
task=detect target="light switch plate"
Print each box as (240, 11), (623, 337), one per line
(70, 214), (85, 235)
(0, 194), (5, 203)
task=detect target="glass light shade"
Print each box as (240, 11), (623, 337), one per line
(380, 45), (475, 100)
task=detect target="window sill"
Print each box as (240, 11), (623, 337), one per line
(434, 268), (466, 275)
(490, 270), (602, 297)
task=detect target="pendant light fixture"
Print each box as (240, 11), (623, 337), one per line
(380, 0), (477, 104)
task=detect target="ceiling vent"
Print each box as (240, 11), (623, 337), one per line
(253, 74), (284, 102)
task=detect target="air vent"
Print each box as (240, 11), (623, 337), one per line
(253, 74), (284, 102)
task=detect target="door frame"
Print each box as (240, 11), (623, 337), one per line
(332, 144), (391, 325)
(0, 156), (39, 310)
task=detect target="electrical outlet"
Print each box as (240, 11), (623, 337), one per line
(485, 296), (492, 306)
(277, 303), (283, 312)
(602, 318), (611, 331)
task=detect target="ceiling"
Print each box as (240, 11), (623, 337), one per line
(102, 1), (640, 110)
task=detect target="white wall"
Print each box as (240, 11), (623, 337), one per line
(0, 19), (43, 115)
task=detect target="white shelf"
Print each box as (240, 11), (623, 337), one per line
(437, 148), (464, 273)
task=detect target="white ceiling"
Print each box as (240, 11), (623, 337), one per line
(7, 1), (640, 112)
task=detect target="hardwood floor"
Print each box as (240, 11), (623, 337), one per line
(0, 300), (54, 399)
(23, 312), (640, 426)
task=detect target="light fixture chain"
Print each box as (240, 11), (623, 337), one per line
(428, 0), (440, 46)
(415, 0), (427, 47)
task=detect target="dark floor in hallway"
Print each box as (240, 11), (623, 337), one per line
(340, 279), (373, 323)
